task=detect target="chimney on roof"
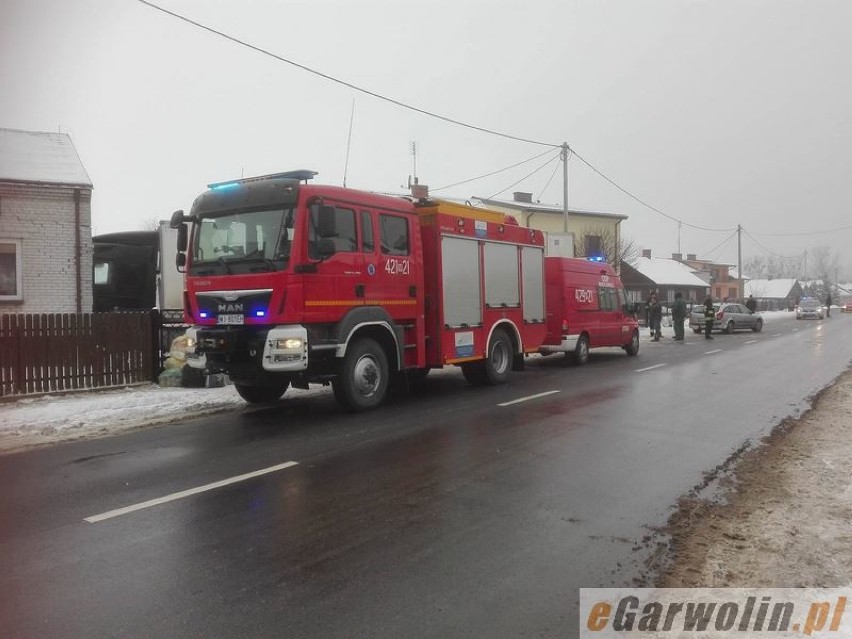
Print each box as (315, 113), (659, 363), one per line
(642, 249), (652, 258)
(687, 253), (697, 261)
(513, 191), (533, 203)
(672, 253), (682, 261)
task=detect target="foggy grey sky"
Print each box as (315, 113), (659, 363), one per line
(2, 0), (850, 276)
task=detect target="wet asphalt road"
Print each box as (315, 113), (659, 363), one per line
(2, 314), (851, 638)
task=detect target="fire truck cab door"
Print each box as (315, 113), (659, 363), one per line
(360, 210), (419, 324)
(304, 203), (364, 322)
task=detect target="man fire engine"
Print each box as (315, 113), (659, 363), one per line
(172, 170), (550, 411)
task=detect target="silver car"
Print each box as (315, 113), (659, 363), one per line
(796, 298), (824, 320)
(689, 302), (764, 334)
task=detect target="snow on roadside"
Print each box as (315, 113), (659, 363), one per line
(0, 384), (246, 452)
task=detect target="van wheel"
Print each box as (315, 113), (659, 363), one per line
(624, 331), (639, 356)
(234, 382), (289, 404)
(726, 320), (735, 334)
(574, 335), (590, 365)
(333, 338), (389, 411)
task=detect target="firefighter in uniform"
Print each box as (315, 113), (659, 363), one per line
(703, 295), (715, 339)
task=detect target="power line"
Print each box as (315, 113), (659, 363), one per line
(431, 148), (556, 192)
(741, 227), (799, 259)
(747, 223), (852, 237)
(135, 0), (559, 149)
(536, 153), (563, 202)
(704, 230), (738, 261)
(486, 152), (562, 200)
(568, 148), (737, 233)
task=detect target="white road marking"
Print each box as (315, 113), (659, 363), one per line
(704, 349), (723, 355)
(84, 461), (299, 523)
(745, 340), (757, 345)
(635, 363), (666, 373)
(498, 390), (560, 406)
(773, 333), (783, 337)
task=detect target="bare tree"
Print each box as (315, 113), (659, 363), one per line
(574, 226), (638, 268)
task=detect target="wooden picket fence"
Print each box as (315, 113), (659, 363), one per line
(0, 312), (157, 398)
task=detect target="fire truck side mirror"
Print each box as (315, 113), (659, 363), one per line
(316, 238), (336, 260)
(176, 223), (188, 252)
(176, 252), (186, 268)
(317, 205), (337, 237)
(169, 209), (185, 229)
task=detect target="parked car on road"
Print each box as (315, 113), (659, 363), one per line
(796, 297), (824, 320)
(689, 302), (764, 334)
(842, 301), (852, 313)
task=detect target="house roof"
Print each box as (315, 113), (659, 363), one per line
(630, 256), (710, 287)
(473, 197), (628, 221)
(744, 278), (799, 299)
(0, 128), (92, 187)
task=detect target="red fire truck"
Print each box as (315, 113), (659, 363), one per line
(171, 170), (551, 410)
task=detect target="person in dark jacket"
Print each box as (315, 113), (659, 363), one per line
(826, 293), (832, 318)
(745, 295), (757, 313)
(703, 294), (715, 339)
(649, 293), (663, 341)
(671, 292), (687, 340)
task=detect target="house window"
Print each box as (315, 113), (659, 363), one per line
(584, 235), (602, 257)
(0, 240), (23, 301)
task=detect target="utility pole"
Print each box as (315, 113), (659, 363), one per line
(562, 142), (570, 233)
(737, 224), (742, 300)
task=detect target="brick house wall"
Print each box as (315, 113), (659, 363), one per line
(0, 182), (93, 313)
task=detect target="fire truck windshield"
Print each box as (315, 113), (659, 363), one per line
(190, 207), (294, 275)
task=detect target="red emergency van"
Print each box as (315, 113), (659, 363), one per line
(540, 257), (640, 364)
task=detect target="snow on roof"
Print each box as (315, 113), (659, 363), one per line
(745, 278), (798, 299)
(630, 256), (710, 287)
(0, 128), (92, 187)
(472, 196), (628, 220)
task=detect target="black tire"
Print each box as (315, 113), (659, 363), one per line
(333, 337), (389, 411)
(574, 334), (590, 365)
(752, 318), (763, 332)
(624, 330), (639, 356)
(692, 327), (702, 334)
(483, 329), (512, 384)
(234, 382), (288, 404)
(461, 362), (486, 385)
(725, 320), (735, 334)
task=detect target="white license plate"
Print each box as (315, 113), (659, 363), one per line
(218, 314), (245, 325)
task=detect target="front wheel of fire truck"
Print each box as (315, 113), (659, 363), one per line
(234, 382), (289, 404)
(333, 338), (389, 411)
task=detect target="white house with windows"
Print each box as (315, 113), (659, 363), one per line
(0, 128), (93, 313)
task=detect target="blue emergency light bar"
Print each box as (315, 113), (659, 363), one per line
(587, 255), (606, 262)
(207, 170), (318, 190)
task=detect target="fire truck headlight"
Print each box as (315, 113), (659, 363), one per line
(277, 338), (304, 350)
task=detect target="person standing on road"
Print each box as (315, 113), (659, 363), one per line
(671, 292), (687, 340)
(746, 295), (757, 313)
(703, 294), (715, 340)
(826, 293), (832, 318)
(649, 293), (663, 341)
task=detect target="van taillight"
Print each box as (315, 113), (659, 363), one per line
(562, 320), (569, 332)
(716, 311), (724, 320)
